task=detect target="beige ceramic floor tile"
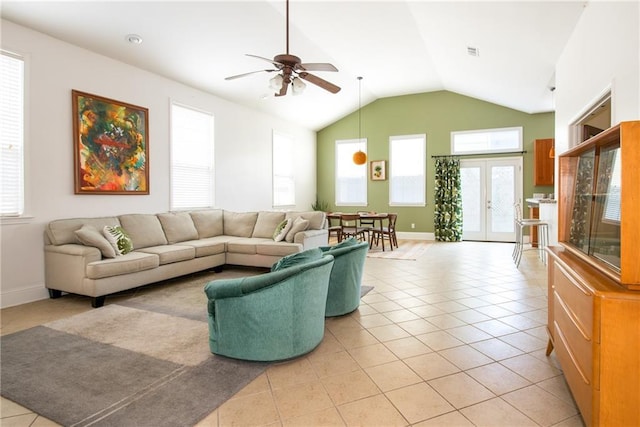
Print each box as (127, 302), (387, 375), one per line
(500, 354), (561, 383)
(366, 324), (411, 342)
(338, 394), (407, 427)
(412, 411), (474, 426)
(383, 309), (420, 323)
(355, 313), (393, 328)
(218, 390), (279, 426)
(445, 324), (494, 344)
(499, 331), (547, 352)
(312, 331), (346, 355)
(537, 376), (578, 406)
(502, 385), (578, 426)
(396, 318), (439, 335)
(320, 369), (380, 405)
(383, 336), (432, 359)
(466, 362), (531, 395)
(552, 414), (587, 427)
(460, 397), (538, 427)
(272, 381), (334, 419)
(471, 338), (524, 360)
(194, 409), (218, 427)
(473, 319), (520, 336)
(348, 342), (398, 368)
(281, 407), (346, 427)
(364, 360), (422, 392)
(0, 413), (40, 427)
(429, 372), (495, 409)
(385, 382), (455, 424)
(232, 373), (271, 399)
(438, 345), (494, 370)
(404, 352), (460, 381)
(307, 350), (360, 378)
(423, 314), (466, 329)
(267, 358), (318, 390)
(416, 330), (464, 351)
(331, 327), (379, 350)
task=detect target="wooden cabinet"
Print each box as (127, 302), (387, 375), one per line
(546, 247), (640, 427)
(534, 138), (554, 185)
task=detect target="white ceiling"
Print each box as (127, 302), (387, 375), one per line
(1, 1), (586, 130)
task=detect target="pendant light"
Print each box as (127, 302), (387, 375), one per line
(353, 76), (367, 165)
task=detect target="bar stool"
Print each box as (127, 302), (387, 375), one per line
(513, 203), (549, 267)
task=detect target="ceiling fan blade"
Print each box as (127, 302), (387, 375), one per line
(225, 69), (276, 80)
(246, 54), (284, 68)
(298, 72), (341, 94)
(297, 63), (338, 72)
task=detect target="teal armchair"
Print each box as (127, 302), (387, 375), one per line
(204, 254), (334, 361)
(320, 239), (369, 317)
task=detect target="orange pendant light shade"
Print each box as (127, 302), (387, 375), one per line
(353, 150), (367, 165)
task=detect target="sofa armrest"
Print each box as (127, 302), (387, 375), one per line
(294, 229), (328, 250)
(44, 244), (102, 294)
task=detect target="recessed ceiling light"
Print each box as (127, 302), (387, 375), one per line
(126, 34), (143, 45)
(467, 46), (479, 57)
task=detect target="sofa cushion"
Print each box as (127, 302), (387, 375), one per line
(103, 225), (134, 255)
(74, 225), (117, 258)
(190, 209), (223, 238)
(158, 212), (199, 244)
(285, 216), (310, 243)
(256, 241), (302, 257)
(86, 252), (159, 280)
(272, 218), (293, 242)
(47, 216), (121, 245)
(226, 238), (261, 255)
(271, 247), (323, 272)
(118, 214), (168, 249)
(223, 211), (258, 237)
(285, 211), (326, 230)
(252, 211), (286, 238)
(136, 245), (195, 265)
(180, 237), (228, 258)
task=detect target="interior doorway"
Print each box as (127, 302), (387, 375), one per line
(460, 157), (523, 242)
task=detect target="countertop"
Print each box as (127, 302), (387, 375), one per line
(526, 198), (557, 205)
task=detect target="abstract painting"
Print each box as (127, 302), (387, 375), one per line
(72, 90), (149, 194)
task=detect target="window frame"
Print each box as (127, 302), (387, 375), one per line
(169, 101), (215, 211)
(272, 130), (296, 208)
(451, 126), (523, 155)
(389, 134), (427, 207)
(335, 138), (367, 207)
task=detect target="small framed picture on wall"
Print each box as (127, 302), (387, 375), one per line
(370, 160), (386, 181)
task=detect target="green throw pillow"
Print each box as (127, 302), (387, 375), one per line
(103, 225), (134, 256)
(271, 248), (323, 272)
(272, 218), (293, 242)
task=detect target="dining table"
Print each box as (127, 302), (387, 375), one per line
(327, 212), (392, 251)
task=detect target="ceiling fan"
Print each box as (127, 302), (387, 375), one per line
(225, 0), (340, 97)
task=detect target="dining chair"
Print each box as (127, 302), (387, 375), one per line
(339, 214), (368, 242)
(370, 213), (398, 251)
(357, 210), (375, 240)
(512, 203), (548, 267)
(326, 214), (342, 243)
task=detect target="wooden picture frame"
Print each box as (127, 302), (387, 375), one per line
(370, 160), (386, 181)
(72, 90), (149, 194)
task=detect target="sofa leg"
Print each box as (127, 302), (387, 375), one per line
(91, 296), (106, 308)
(213, 266), (224, 273)
(48, 289), (62, 299)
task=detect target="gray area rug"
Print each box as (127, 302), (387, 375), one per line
(1, 270), (374, 426)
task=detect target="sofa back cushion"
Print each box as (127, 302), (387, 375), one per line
(157, 212), (199, 244)
(118, 214), (168, 249)
(46, 216), (121, 246)
(189, 209), (223, 238)
(285, 211), (326, 230)
(252, 211), (286, 239)
(223, 211), (258, 237)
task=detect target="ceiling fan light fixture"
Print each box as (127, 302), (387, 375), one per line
(292, 77), (306, 95)
(269, 74), (284, 90)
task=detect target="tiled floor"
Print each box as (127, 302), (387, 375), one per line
(0, 241), (586, 426)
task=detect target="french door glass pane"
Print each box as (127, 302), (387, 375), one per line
(491, 166), (515, 233)
(461, 167), (481, 232)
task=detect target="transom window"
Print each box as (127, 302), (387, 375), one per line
(451, 127), (522, 155)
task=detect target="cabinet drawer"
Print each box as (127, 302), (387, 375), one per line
(554, 290), (592, 382)
(554, 263), (593, 338)
(554, 321), (593, 426)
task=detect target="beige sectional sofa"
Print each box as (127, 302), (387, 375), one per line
(44, 209), (328, 307)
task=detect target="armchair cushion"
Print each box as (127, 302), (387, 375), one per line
(271, 247), (322, 272)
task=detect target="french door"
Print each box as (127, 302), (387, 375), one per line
(460, 157), (522, 242)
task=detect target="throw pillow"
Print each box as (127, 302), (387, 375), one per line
(103, 225), (134, 256)
(75, 225), (117, 258)
(272, 218), (293, 242)
(284, 216), (309, 243)
(271, 248), (323, 272)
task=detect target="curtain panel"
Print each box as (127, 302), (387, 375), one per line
(434, 158), (462, 242)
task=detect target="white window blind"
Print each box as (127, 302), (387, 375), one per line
(451, 127), (522, 155)
(335, 139), (367, 206)
(1, 51), (25, 216)
(389, 134), (426, 206)
(272, 131), (295, 207)
(170, 103), (214, 210)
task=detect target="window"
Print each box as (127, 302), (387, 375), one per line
(451, 127), (522, 155)
(389, 134), (426, 206)
(170, 103), (214, 210)
(335, 139), (367, 206)
(1, 51), (25, 217)
(272, 131), (295, 207)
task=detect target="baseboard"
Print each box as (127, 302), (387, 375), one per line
(397, 231), (435, 241)
(0, 283), (49, 309)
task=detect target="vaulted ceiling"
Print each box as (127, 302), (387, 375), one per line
(1, 1), (586, 130)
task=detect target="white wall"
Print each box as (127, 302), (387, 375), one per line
(0, 20), (317, 308)
(554, 1), (640, 153)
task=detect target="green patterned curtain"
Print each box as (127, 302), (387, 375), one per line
(434, 158), (462, 242)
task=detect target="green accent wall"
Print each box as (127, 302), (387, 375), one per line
(316, 90), (554, 234)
